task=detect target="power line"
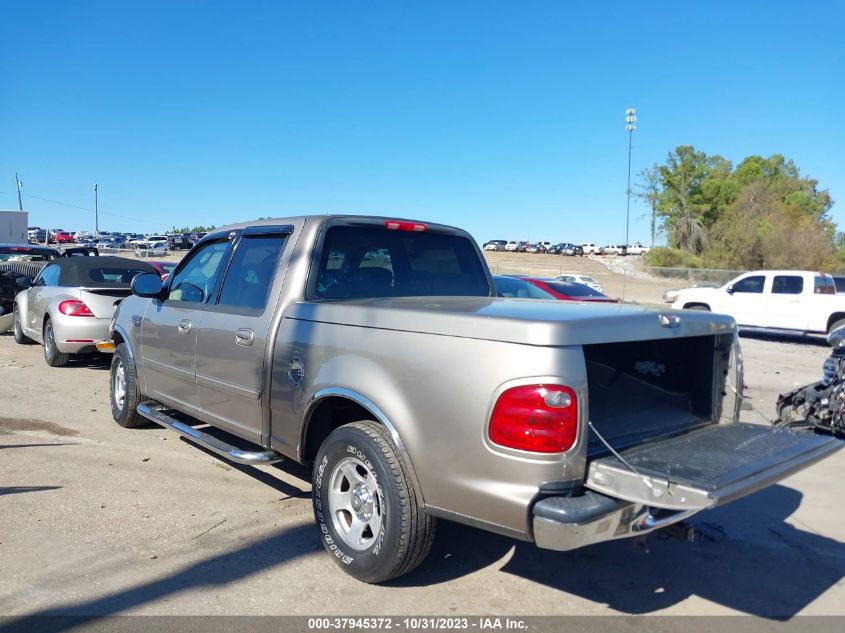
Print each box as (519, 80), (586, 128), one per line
(23, 193), (93, 212)
(21, 192), (171, 227)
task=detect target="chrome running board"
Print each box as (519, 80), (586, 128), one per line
(137, 400), (284, 465)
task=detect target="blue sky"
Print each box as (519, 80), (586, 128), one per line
(1, 1), (843, 245)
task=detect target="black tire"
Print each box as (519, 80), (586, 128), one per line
(12, 305), (32, 344)
(312, 421), (435, 583)
(43, 319), (69, 367)
(829, 319), (845, 334)
(110, 343), (146, 428)
(684, 304), (711, 311)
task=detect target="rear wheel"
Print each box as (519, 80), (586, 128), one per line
(828, 319), (845, 334)
(684, 304), (711, 311)
(110, 343), (146, 428)
(43, 319), (69, 367)
(313, 421), (435, 583)
(12, 306), (31, 344)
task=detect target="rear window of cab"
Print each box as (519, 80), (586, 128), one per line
(313, 225), (491, 300)
(815, 276), (836, 295)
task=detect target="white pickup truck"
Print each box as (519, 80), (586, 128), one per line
(673, 270), (845, 336)
(626, 243), (651, 256)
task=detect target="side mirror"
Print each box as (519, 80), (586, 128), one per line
(179, 282), (205, 303)
(15, 277), (32, 290)
(131, 272), (165, 299)
(726, 285), (734, 295)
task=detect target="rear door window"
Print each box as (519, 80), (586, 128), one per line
(313, 225), (491, 300)
(772, 275), (804, 295)
(217, 234), (287, 311)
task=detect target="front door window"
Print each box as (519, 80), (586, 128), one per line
(167, 240), (231, 304)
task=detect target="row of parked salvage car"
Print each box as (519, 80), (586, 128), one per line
(483, 240), (586, 254)
(483, 240), (651, 255)
(0, 243), (176, 366)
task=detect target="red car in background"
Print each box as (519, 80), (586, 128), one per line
(52, 232), (76, 244)
(514, 276), (619, 303)
(148, 260), (177, 281)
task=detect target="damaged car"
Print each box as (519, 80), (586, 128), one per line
(0, 243), (61, 331)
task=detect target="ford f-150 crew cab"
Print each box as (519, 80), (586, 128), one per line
(673, 270), (845, 337)
(101, 216), (843, 583)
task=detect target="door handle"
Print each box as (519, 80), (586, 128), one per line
(235, 328), (254, 346)
(177, 319), (192, 334)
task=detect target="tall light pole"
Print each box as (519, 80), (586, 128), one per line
(625, 107), (637, 250)
(621, 108), (636, 302)
(94, 184), (99, 236)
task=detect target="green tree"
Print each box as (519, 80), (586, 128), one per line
(657, 146), (711, 254)
(646, 146), (839, 270)
(635, 165), (661, 248)
(170, 225), (216, 234)
(733, 154), (832, 221)
(705, 181), (838, 271)
(705, 182), (773, 269)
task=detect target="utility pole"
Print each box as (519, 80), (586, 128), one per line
(94, 184), (99, 236)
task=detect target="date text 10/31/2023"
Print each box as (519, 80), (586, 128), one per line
(307, 617), (528, 630)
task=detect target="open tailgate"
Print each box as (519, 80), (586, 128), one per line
(585, 422), (843, 511)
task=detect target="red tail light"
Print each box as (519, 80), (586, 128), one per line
(384, 220), (427, 232)
(58, 300), (95, 317)
(489, 384), (578, 453)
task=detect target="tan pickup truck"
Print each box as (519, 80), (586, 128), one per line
(101, 215), (842, 583)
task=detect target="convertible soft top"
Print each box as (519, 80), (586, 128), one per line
(52, 256), (157, 288)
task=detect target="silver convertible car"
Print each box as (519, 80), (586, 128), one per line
(12, 256), (156, 367)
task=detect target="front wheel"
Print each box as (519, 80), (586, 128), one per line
(13, 306), (31, 344)
(312, 421), (435, 583)
(684, 304), (711, 311)
(828, 319), (845, 335)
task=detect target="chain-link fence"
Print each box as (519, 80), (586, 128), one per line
(642, 267), (744, 286)
(487, 261), (596, 278)
(487, 261), (743, 286)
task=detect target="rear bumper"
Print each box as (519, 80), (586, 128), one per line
(532, 491), (697, 552)
(53, 316), (111, 353)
